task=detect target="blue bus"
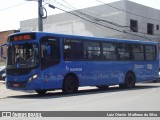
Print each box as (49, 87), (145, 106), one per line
(1, 32), (159, 94)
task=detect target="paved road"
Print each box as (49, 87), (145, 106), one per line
(0, 82), (160, 111)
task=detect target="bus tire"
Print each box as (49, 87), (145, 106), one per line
(119, 72), (135, 89)
(35, 90), (47, 95)
(62, 75), (79, 94)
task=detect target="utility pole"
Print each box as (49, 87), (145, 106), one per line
(38, 0), (43, 31)
(26, 0), (44, 31)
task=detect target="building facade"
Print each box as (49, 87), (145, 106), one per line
(0, 30), (19, 45)
(0, 30), (19, 62)
(20, 0), (160, 42)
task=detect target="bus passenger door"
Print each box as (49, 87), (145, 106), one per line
(40, 36), (60, 89)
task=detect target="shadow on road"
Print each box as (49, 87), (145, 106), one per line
(6, 83), (160, 99)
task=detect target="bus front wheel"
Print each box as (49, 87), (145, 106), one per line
(119, 72), (135, 89)
(62, 75), (79, 94)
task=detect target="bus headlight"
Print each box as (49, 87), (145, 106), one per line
(33, 74), (38, 79)
(29, 74), (38, 82)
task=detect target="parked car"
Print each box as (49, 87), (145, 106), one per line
(0, 66), (6, 81)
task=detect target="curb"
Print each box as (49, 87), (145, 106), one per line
(0, 81), (5, 88)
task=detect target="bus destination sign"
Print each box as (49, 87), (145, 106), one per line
(8, 33), (36, 42)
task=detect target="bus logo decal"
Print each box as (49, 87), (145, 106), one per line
(135, 64), (144, 69)
(66, 65), (83, 72)
(66, 65), (70, 71)
(147, 64), (152, 69)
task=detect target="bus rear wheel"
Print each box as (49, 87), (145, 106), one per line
(35, 90), (47, 95)
(119, 72), (135, 89)
(62, 75), (79, 94)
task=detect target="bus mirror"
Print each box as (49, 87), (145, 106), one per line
(0, 44), (7, 59)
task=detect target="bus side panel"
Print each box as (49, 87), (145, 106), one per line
(143, 61), (159, 81)
(39, 64), (65, 90)
(63, 61), (93, 86)
(64, 61), (122, 87)
(38, 59), (159, 90)
(97, 61), (121, 86)
(133, 61), (159, 82)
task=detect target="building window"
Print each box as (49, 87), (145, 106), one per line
(130, 19), (138, 32)
(147, 23), (154, 35)
(156, 25), (159, 30)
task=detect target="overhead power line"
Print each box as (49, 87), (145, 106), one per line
(48, 3), (152, 40)
(95, 0), (160, 22)
(48, 3), (124, 32)
(49, 0), (160, 39)
(55, 0), (119, 35)
(50, 0), (127, 28)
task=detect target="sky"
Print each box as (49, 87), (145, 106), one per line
(1, 0), (160, 31)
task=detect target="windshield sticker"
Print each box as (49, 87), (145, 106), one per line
(147, 64), (152, 69)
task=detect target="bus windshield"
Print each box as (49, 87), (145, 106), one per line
(7, 43), (39, 69)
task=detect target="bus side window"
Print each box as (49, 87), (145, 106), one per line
(117, 43), (131, 60)
(132, 44), (144, 60)
(63, 39), (83, 60)
(84, 51), (92, 60)
(41, 44), (47, 68)
(102, 42), (117, 60)
(84, 41), (101, 60)
(145, 45), (156, 60)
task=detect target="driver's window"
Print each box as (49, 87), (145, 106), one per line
(40, 36), (60, 70)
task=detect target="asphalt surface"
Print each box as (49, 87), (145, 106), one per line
(0, 82), (160, 110)
(0, 81), (160, 120)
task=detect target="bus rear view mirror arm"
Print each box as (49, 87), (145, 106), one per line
(0, 43), (8, 59)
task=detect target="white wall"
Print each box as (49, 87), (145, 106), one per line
(20, 0), (160, 41)
(125, 0), (160, 41)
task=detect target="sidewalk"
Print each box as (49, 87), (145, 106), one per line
(0, 81), (5, 88)
(0, 81), (34, 98)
